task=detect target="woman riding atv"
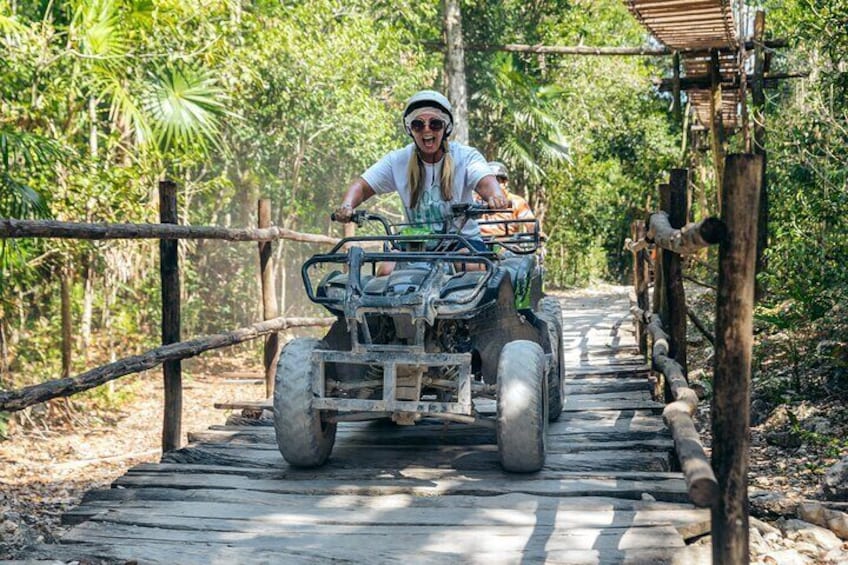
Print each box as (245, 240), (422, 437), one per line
(332, 90), (508, 272)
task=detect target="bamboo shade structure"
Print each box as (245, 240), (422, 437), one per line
(626, 0), (741, 130)
(626, 0), (737, 50)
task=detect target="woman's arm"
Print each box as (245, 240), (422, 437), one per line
(475, 175), (509, 209)
(334, 178), (376, 222)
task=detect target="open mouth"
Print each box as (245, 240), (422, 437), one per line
(420, 135), (437, 150)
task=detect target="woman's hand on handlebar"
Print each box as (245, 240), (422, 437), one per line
(332, 203), (355, 223)
(485, 194), (509, 210)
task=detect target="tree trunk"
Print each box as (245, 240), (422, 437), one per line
(81, 252), (94, 358)
(61, 265), (73, 380)
(443, 0), (469, 144)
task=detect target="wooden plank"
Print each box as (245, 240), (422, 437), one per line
(111, 470), (690, 501)
(563, 378), (652, 395)
(75, 489), (705, 514)
(159, 443), (672, 473)
(188, 427), (671, 449)
(561, 398), (665, 412)
(59, 520), (686, 552)
(122, 464), (688, 483)
(39, 538), (698, 565)
(69, 498), (708, 529)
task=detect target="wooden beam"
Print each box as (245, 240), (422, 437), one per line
(647, 213), (726, 254)
(425, 39), (786, 57)
(654, 71), (808, 92)
(0, 219), (341, 245)
(712, 153), (763, 564)
(0, 316), (335, 413)
(644, 313), (717, 508)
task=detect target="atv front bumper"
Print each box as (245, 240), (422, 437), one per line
(310, 349), (473, 416)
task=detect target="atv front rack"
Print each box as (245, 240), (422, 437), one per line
(303, 235), (497, 324)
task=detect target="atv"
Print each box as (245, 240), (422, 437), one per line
(273, 204), (564, 473)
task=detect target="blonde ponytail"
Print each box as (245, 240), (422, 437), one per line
(405, 141), (454, 209)
(440, 140), (454, 201)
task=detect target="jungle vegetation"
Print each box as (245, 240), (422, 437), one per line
(0, 0), (845, 416)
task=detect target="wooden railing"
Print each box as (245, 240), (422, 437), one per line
(0, 181), (336, 451)
(626, 154), (764, 558)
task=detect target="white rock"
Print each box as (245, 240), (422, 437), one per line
(640, 492), (656, 501)
(761, 549), (814, 565)
(821, 546), (848, 565)
(792, 541), (820, 557)
(752, 516), (783, 536)
(764, 532), (784, 544)
(798, 501), (848, 540)
(822, 456), (848, 500)
(1, 519), (18, 534)
(780, 518), (842, 550)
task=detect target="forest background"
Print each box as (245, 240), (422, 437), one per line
(0, 0), (846, 430)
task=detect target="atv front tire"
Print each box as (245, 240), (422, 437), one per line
(537, 296), (565, 421)
(496, 340), (548, 473)
(273, 338), (337, 467)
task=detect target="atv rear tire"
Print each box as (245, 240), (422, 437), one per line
(537, 296), (565, 421)
(496, 340), (547, 473)
(273, 338), (337, 467)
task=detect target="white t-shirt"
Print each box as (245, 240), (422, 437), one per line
(361, 141), (492, 240)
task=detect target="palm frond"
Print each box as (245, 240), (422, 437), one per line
(0, 173), (50, 219)
(142, 63), (231, 154)
(0, 12), (26, 34)
(0, 127), (70, 172)
(72, 0), (129, 60)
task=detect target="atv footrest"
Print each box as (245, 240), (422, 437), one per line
(311, 350), (472, 415)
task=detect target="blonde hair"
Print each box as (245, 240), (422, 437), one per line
(406, 140), (454, 209)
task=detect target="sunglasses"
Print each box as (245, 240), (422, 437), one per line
(410, 118), (446, 132)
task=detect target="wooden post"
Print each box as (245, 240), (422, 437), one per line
(672, 51), (682, 123)
(709, 49), (725, 213)
(61, 265), (73, 380)
(653, 184), (670, 321)
(752, 10), (769, 299)
(159, 180), (182, 452)
(632, 220), (649, 357)
(712, 154), (763, 565)
(259, 199), (280, 399)
(665, 169), (688, 375)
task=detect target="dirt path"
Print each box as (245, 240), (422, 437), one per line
(0, 352), (264, 558)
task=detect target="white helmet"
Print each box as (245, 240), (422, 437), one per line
(403, 90), (454, 137)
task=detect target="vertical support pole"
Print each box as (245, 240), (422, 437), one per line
(672, 51), (682, 124)
(159, 179), (181, 452)
(61, 265), (73, 380)
(631, 220), (649, 357)
(653, 184), (670, 321)
(666, 169), (688, 375)
(752, 10), (768, 299)
(259, 199), (280, 399)
(712, 154), (763, 565)
(709, 49), (725, 214)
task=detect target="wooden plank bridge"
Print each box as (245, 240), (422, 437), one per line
(37, 286), (711, 564)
